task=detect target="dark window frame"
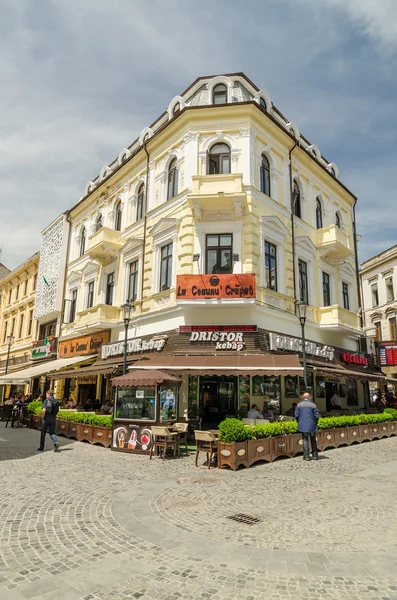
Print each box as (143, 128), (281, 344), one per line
(375, 321), (382, 342)
(115, 201), (122, 231)
(342, 281), (350, 310)
(136, 184), (145, 220)
(95, 213), (103, 232)
(3, 321), (8, 343)
(127, 260), (138, 302)
(27, 311), (33, 336)
(298, 259), (309, 304)
(260, 154), (271, 197)
(316, 198), (323, 229)
(212, 83), (228, 104)
(335, 212), (341, 228)
(87, 281), (95, 309)
(18, 314), (24, 339)
(167, 158), (178, 200)
(80, 226), (86, 257)
(205, 233), (233, 275)
(322, 272), (331, 306)
(160, 243), (173, 292)
(23, 279), (28, 296)
(292, 181), (301, 219)
(265, 241), (277, 291)
(70, 290), (77, 323)
(105, 272), (115, 306)
(208, 143), (231, 175)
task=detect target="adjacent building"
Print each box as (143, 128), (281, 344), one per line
(361, 245), (397, 384)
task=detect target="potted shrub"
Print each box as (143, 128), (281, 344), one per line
(218, 419), (252, 470)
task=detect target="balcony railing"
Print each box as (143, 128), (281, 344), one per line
(317, 305), (361, 331)
(316, 225), (353, 261)
(75, 304), (121, 332)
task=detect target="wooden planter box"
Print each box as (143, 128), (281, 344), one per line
(321, 428), (338, 449)
(346, 426), (361, 444)
(30, 414), (42, 429)
(76, 423), (94, 443)
(334, 428), (349, 447)
(358, 424), (371, 442)
(56, 419), (71, 437)
(289, 433), (304, 456)
(268, 435), (292, 460)
(93, 426), (112, 447)
(247, 437), (272, 466)
(218, 441), (248, 470)
(69, 423), (78, 439)
(379, 423), (389, 438)
(388, 422), (397, 436)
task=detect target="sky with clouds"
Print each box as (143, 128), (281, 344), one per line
(1, 0), (396, 270)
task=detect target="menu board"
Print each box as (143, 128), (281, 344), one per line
(378, 342), (397, 366)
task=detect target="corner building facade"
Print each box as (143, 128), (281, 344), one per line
(56, 73), (381, 422)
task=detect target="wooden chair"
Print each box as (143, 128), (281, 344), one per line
(173, 422), (189, 456)
(150, 426), (179, 460)
(194, 431), (218, 469)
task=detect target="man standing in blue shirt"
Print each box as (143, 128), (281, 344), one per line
(295, 392), (320, 461)
(37, 390), (60, 452)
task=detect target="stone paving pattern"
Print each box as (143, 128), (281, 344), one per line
(1, 425), (397, 599)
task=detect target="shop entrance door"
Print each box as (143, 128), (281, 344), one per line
(200, 375), (237, 427)
(78, 383), (97, 409)
(325, 382), (337, 412)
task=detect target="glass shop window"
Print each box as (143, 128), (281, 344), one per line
(159, 385), (178, 422)
(115, 387), (156, 421)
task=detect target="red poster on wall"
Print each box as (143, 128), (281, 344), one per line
(176, 274), (256, 300)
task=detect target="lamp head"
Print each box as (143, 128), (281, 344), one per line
(6, 334), (14, 346)
(121, 302), (133, 323)
(296, 301), (308, 323)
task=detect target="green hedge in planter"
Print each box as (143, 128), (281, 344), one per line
(254, 421), (298, 438)
(218, 418), (254, 443)
(384, 408), (397, 419)
(27, 401), (113, 429)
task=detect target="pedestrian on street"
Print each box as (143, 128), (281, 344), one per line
(37, 390), (60, 452)
(295, 392), (320, 461)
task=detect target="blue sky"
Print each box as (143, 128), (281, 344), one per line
(1, 0), (396, 269)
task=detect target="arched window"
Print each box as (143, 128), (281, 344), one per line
(208, 143), (231, 175)
(260, 97), (267, 109)
(212, 83), (227, 105)
(292, 181), (301, 218)
(335, 212), (341, 228)
(95, 213), (103, 232)
(173, 102), (180, 115)
(316, 198), (323, 229)
(114, 201), (122, 231)
(79, 227), (86, 257)
(260, 154), (271, 197)
(167, 158), (178, 200)
(136, 184), (145, 220)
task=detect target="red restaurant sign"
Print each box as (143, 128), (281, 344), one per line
(176, 274), (256, 300)
(341, 352), (368, 367)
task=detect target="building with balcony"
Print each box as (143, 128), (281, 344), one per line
(361, 245), (397, 384)
(0, 252), (39, 396)
(28, 72), (386, 417)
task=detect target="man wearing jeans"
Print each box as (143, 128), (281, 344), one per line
(295, 392), (320, 461)
(37, 390), (60, 452)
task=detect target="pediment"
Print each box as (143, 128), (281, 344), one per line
(121, 237), (144, 255)
(295, 236), (317, 255)
(149, 218), (179, 239)
(340, 262), (356, 278)
(260, 215), (288, 237)
(80, 261), (100, 278)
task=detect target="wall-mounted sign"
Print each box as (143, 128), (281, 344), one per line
(269, 332), (335, 361)
(101, 335), (167, 360)
(341, 352), (368, 367)
(59, 331), (110, 357)
(176, 274), (256, 300)
(378, 342), (397, 366)
(31, 338), (55, 360)
(179, 325), (257, 352)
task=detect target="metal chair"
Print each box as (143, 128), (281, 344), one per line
(194, 431), (218, 469)
(173, 422), (189, 456)
(150, 426), (179, 460)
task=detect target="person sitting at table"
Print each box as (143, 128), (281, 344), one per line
(101, 400), (112, 414)
(262, 403), (275, 422)
(5, 396), (15, 405)
(247, 404), (264, 420)
(285, 403), (297, 417)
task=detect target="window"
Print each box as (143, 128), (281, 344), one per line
(87, 281), (95, 309)
(335, 212), (341, 228)
(167, 158), (178, 200)
(260, 154), (271, 197)
(16, 285), (19, 300)
(208, 143), (231, 175)
(106, 273), (115, 306)
(136, 184), (145, 220)
(115, 201), (122, 231)
(316, 198), (323, 229)
(372, 285), (379, 308)
(212, 83), (227, 104)
(8, 289), (11, 304)
(24, 279), (28, 296)
(38, 320), (56, 340)
(298, 259), (308, 304)
(160, 244), (173, 291)
(260, 97), (267, 108)
(18, 314), (24, 339)
(28, 311), (33, 336)
(11, 318), (15, 335)
(3, 321), (7, 343)
(173, 102), (180, 114)
(322, 272), (331, 306)
(95, 213), (103, 232)
(70, 290), (77, 322)
(80, 226), (86, 257)
(386, 278), (394, 302)
(390, 317), (397, 340)
(33, 273), (37, 291)
(375, 321), (382, 342)
(342, 282), (350, 310)
(292, 181), (301, 218)
(265, 241), (277, 291)
(127, 261), (138, 302)
(205, 234), (233, 274)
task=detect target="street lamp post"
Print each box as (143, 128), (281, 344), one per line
(5, 334), (14, 375)
(121, 302), (133, 375)
(296, 302), (308, 391)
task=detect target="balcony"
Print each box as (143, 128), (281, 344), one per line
(86, 227), (122, 265)
(316, 225), (353, 262)
(317, 305), (361, 332)
(74, 304), (121, 333)
(189, 173), (245, 218)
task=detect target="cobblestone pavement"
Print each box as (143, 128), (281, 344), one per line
(2, 424), (397, 600)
